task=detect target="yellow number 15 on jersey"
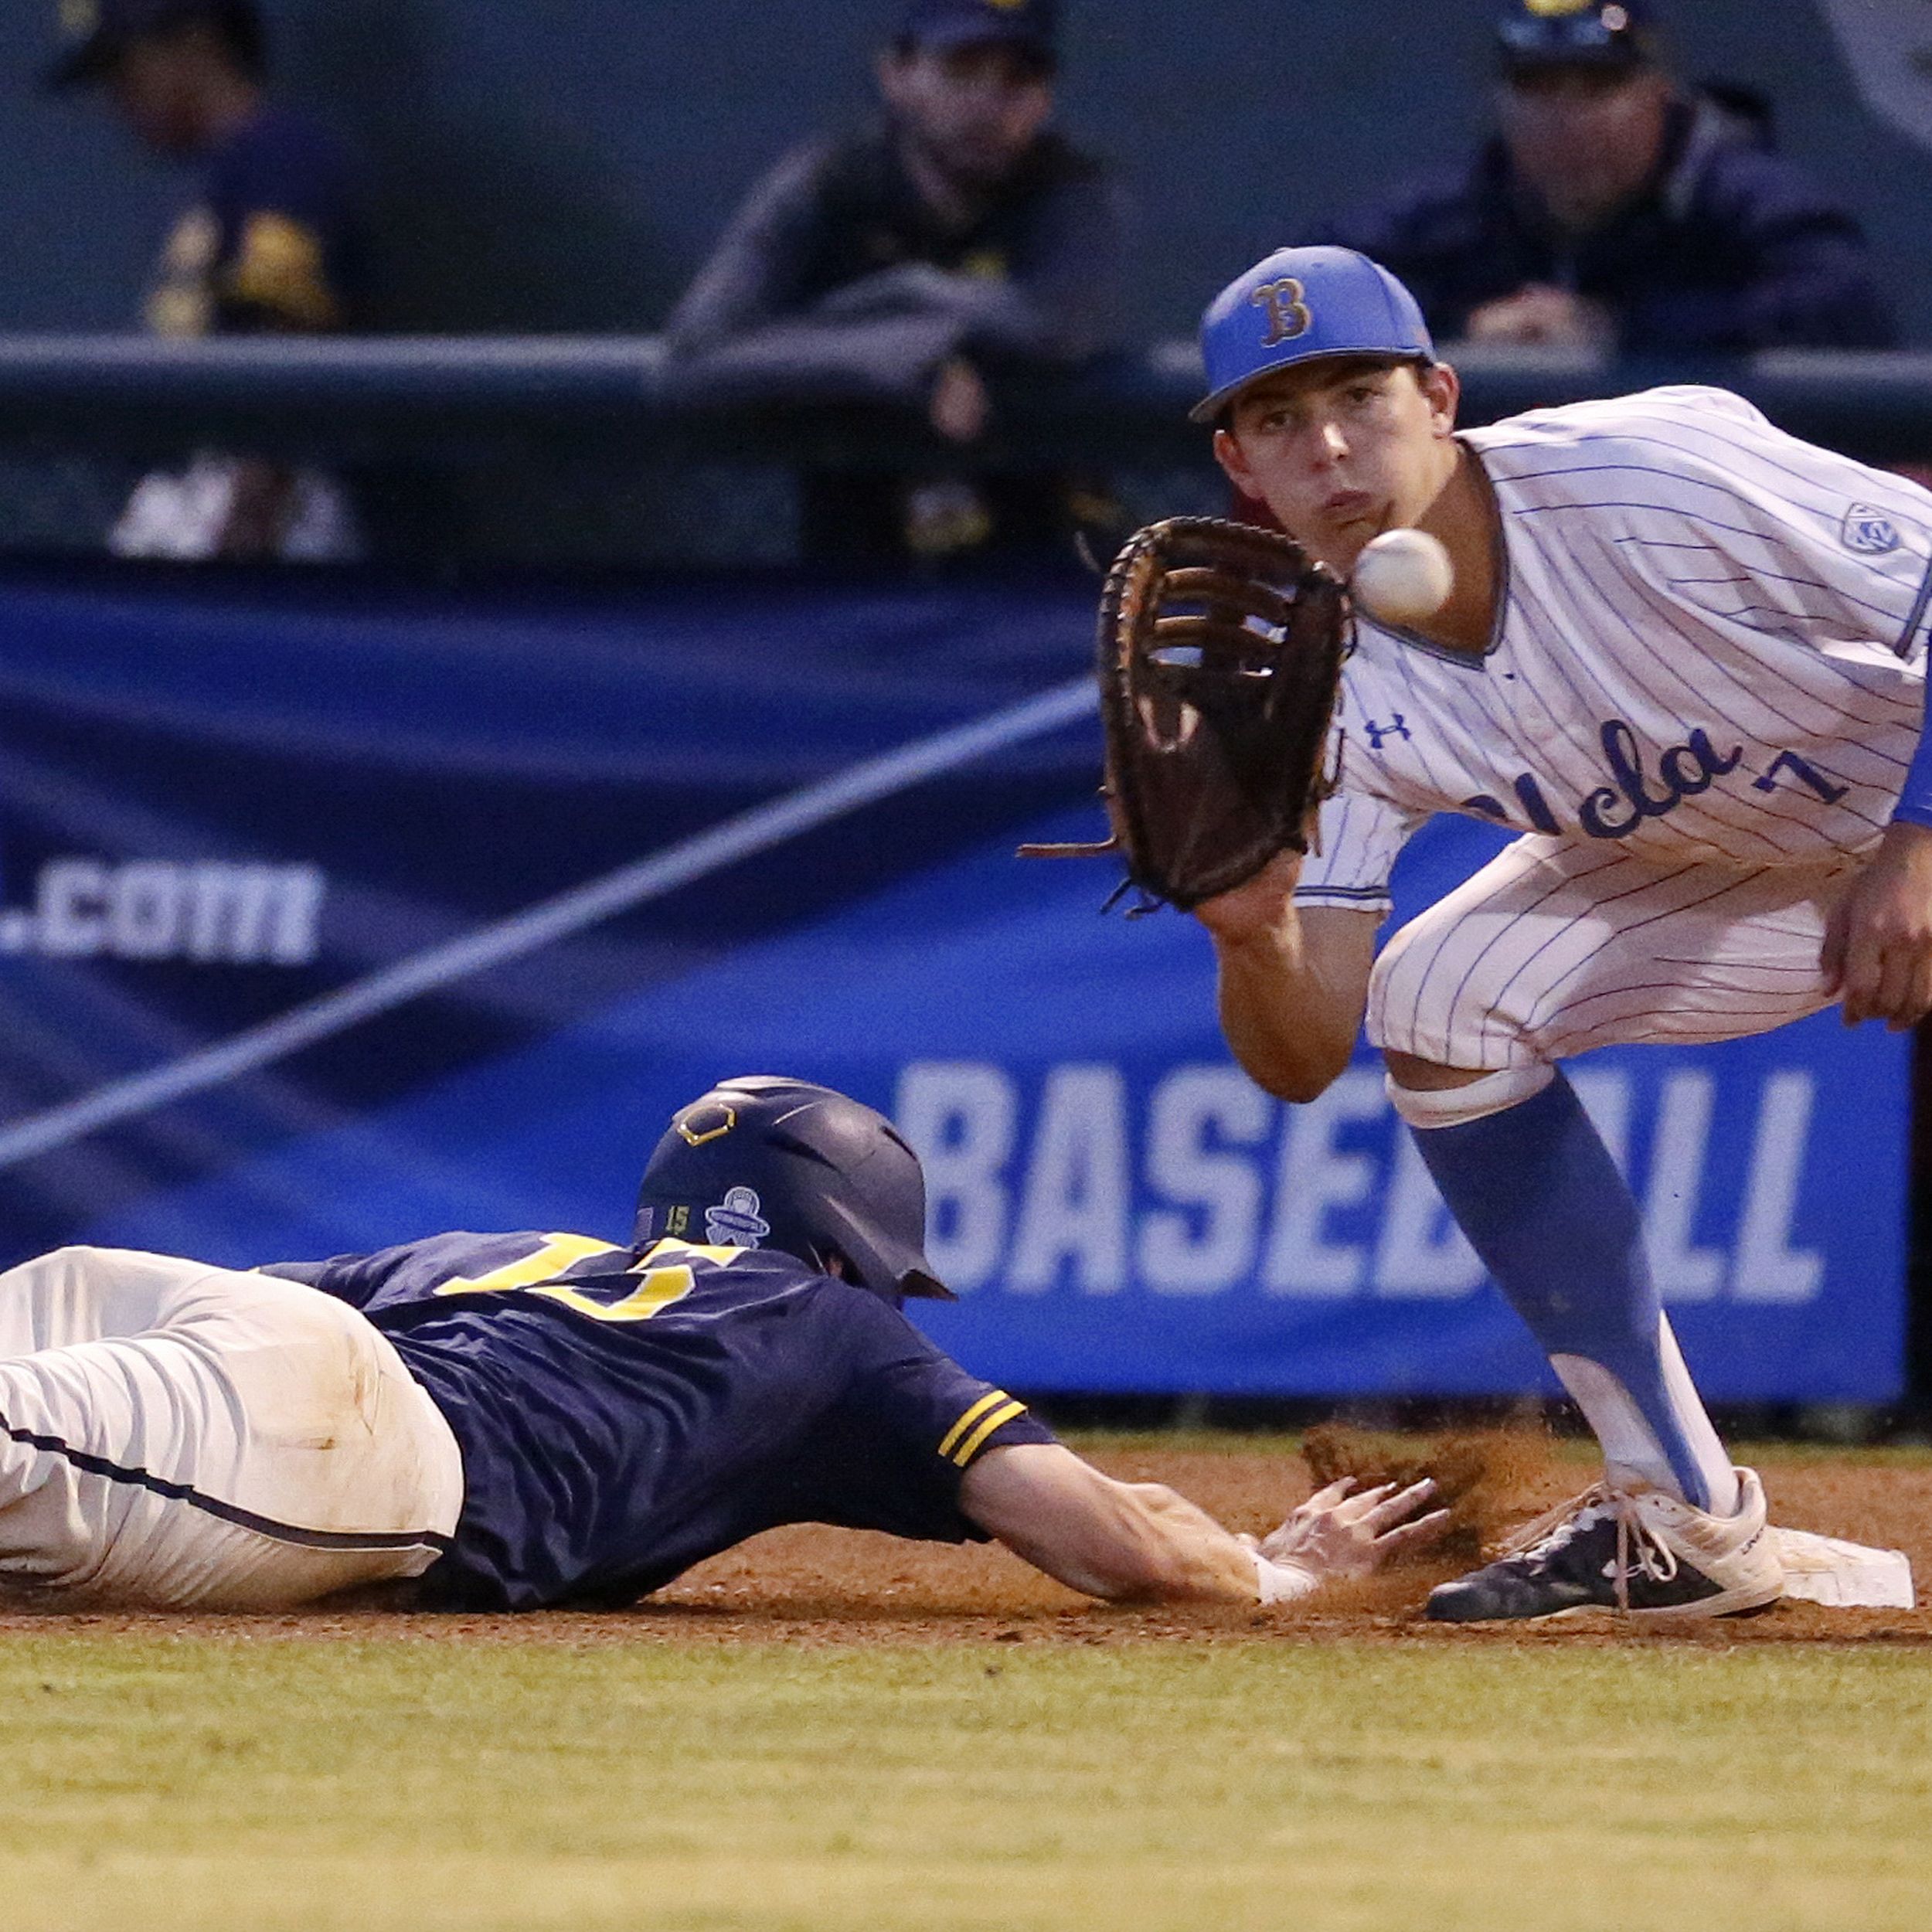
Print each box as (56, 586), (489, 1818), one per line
(432, 1232), (744, 1323)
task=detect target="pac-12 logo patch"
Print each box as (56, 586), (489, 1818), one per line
(1842, 504), (1902, 555)
(706, 1185), (770, 1249)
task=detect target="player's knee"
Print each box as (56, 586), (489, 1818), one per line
(1382, 1049), (1467, 1090)
(1364, 941), (1440, 1062)
(1384, 1060), (1556, 1129)
(1368, 960), (1532, 1071)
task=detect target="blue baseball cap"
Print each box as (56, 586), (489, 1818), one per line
(1495, 0), (1659, 71)
(46, 0), (264, 88)
(896, 0), (1058, 61)
(1191, 247), (1435, 425)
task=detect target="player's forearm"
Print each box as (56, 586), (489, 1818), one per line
(1195, 871), (1372, 1104)
(663, 147), (823, 354)
(1107, 1481), (1303, 1604)
(962, 1445), (1268, 1604)
(1214, 913), (1359, 1104)
(662, 315), (964, 407)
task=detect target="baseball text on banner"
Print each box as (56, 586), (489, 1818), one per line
(0, 567), (1906, 1403)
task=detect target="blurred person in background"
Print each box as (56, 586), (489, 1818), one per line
(1321, 0), (1893, 355)
(47, 0), (369, 560)
(665, 0), (1129, 566)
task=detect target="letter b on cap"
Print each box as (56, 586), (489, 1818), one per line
(1250, 277), (1312, 349)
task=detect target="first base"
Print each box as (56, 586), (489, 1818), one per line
(1774, 1527), (1916, 1608)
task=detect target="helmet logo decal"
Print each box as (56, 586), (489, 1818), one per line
(706, 1185), (771, 1249)
(676, 1103), (736, 1147)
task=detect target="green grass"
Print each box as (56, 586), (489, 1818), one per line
(2, 1635), (1929, 1931)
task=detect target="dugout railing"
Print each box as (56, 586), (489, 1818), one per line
(7, 335), (1932, 458)
(7, 337), (1932, 570)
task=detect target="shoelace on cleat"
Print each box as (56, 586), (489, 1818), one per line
(1495, 1483), (1676, 1614)
(1607, 1498), (1679, 1612)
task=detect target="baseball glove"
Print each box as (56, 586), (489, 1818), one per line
(1022, 516), (1349, 911)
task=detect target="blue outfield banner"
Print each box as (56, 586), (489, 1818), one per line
(0, 566), (1910, 1401)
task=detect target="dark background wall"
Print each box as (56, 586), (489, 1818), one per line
(5, 0), (1929, 342)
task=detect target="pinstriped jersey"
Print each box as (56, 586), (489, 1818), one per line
(263, 1233), (1052, 1611)
(1296, 386), (1932, 913)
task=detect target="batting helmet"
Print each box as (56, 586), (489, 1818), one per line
(633, 1076), (953, 1303)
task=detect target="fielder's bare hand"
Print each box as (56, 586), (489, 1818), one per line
(1464, 284), (1614, 352)
(1249, 1476), (1450, 1585)
(1822, 819), (1932, 1029)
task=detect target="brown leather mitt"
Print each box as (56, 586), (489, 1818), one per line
(1024, 516), (1349, 911)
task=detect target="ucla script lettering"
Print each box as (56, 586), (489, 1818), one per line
(1578, 721), (1743, 838)
(1462, 719), (1747, 840)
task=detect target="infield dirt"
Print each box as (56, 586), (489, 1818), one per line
(2, 1436), (1923, 1645)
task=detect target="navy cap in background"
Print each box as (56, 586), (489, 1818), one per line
(896, 0), (1059, 63)
(1495, 0), (1660, 73)
(46, 0), (264, 90)
(1192, 247), (1436, 424)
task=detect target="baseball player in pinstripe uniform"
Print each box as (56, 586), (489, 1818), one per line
(1191, 244), (1932, 1621)
(0, 1077), (1438, 1611)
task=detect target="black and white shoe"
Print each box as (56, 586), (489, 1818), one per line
(1425, 1467), (1784, 1624)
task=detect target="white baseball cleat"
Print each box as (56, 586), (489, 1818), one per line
(1426, 1466), (1784, 1623)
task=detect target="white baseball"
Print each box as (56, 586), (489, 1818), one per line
(1352, 528), (1454, 625)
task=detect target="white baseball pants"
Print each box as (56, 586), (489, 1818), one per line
(1368, 838), (1857, 1069)
(0, 1247), (463, 1611)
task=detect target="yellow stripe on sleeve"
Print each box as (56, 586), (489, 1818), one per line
(950, 1399), (1027, 1468)
(937, 1391), (1008, 1461)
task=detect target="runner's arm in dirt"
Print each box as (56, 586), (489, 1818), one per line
(960, 1443), (1444, 1604)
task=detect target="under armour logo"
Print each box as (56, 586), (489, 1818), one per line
(1362, 715), (1410, 749)
(1250, 277), (1312, 349)
(1841, 504), (1903, 556)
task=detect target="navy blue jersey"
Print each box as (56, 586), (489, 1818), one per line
(147, 106), (366, 338)
(1320, 97), (1891, 355)
(262, 1233), (1053, 1611)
